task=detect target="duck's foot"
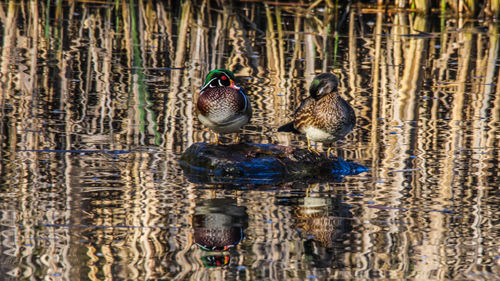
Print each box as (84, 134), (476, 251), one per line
(307, 139), (321, 156)
(326, 147), (336, 159)
(210, 134), (223, 145)
(305, 187), (311, 197)
(305, 183), (320, 197)
(307, 146), (321, 156)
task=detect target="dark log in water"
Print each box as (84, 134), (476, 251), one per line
(179, 143), (369, 185)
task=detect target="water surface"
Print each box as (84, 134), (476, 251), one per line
(0, 1), (499, 280)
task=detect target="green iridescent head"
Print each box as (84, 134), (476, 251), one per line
(201, 255), (230, 268)
(204, 69), (235, 84)
(309, 73), (339, 99)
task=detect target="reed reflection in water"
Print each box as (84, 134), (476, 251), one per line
(0, 0), (499, 280)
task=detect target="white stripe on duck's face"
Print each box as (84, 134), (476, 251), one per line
(201, 73), (232, 92)
(200, 77), (218, 92)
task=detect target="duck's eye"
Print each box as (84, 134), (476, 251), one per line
(219, 75), (230, 86)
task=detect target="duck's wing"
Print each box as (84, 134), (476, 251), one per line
(291, 98), (318, 131)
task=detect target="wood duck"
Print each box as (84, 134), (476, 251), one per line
(196, 69), (252, 143)
(278, 73), (356, 157)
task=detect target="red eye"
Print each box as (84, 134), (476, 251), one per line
(221, 76), (227, 80)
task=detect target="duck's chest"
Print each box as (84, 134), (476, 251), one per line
(197, 89), (242, 116)
(300, 125), (335, 141)
(299, 98), (353, 141)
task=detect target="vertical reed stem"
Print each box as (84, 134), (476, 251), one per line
(492, 0), (500, 18)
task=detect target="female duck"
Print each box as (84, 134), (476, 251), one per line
(278, 73), (355, 156)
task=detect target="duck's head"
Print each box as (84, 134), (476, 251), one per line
(201, 69), (237, 91)
(309, 73), (339, 99)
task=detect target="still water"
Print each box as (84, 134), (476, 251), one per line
(0, 1), (499, 280)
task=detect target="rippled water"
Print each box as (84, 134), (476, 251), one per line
(0, 1), (499, 280)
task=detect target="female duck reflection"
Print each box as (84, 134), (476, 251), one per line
(192, 198), (248, 267)
(277, 194), (353, 268)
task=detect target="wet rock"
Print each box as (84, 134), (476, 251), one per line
(179, 143), (369, 185)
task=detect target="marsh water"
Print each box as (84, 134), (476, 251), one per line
(0, 1), (499, 280)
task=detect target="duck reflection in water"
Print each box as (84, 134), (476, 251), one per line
(193, 198), (248, 267)
(282, 195), (352, 268)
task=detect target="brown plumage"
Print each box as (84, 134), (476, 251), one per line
(278, 73), (355, 156)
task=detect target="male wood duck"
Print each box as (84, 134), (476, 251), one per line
(278, 73), (355, 157)
(196, 69), (252, 143)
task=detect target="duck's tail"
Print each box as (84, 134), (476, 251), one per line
(277, 122), (300, 134)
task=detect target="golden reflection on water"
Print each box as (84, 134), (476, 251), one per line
(0, 1), (499, 280)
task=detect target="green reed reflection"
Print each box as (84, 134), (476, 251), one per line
(130, 0), (161, 146)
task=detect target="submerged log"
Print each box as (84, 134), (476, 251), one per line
(179, 143), (369, 185)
